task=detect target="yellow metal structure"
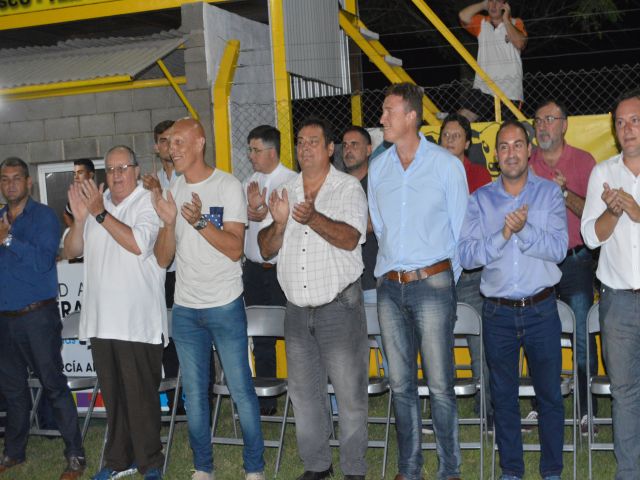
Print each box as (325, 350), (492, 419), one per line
(339, 9), (441, 126)
(410, 0), (525, 121)
(157, 59), (199, 120)
(0, 0), (233, 30)
(351, 93), (363, 126)
(269, 0), (295, 169)
(212, 39), (240, 173)
(1, 76), (187, 102)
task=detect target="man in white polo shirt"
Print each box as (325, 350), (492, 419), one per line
(64, 145), (167, 480)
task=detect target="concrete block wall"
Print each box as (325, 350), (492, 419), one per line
(0, 86), (189, 181)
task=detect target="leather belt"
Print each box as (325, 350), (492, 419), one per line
(566, 245), (586, 257)
(0, 298), (57, 317)
(622, 288), (640, 293)
(486, 287), (554, 308)
(261, 263), (275, 270)
(385, 260), (451, 284)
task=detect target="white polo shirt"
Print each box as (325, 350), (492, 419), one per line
(80, 184), (167, 345)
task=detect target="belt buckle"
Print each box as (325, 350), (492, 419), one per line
(397, 271), (405, 284)
(517, 298), (527, 308)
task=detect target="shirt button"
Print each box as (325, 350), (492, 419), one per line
(301, 267), (305, 270)
(303, 285), (307, 288)
(304, 231), (308, 235)
(302, 249), (306, 252)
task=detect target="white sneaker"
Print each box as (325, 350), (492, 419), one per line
(192, 471), (215, 480)
(581, 414), (599, 437)
(521, 410), (538, 433)
(245, 473), (265, 480)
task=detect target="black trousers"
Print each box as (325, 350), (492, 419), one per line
(91, 338), (164, 474)
(242, 259), (286, 410)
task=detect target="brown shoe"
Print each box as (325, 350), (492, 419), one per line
(0, 455), (25, 474)
(59, 455), (86, 480)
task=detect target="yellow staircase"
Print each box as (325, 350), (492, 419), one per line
(338, 8), (442, 126)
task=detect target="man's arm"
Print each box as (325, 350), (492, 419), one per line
(502, 3), (527, 50)
(4, 208), (59, 273)
(459, 0), (486, 26)
(151, 189), (177, 268)
(515, 187), (568, 263)
(63, 183), (88, 259)
(79, 179), (142, 255)
(197, 221), (245, 262)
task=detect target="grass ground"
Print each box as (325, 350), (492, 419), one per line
(0, 395), (618, 479)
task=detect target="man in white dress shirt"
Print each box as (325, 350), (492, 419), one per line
(242, 125), (296, 415)
(581, 89), (640, 479)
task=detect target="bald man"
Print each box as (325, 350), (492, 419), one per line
(152, 118), (265, 480)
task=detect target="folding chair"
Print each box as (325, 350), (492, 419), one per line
(418, 302), (484, 478)
(29, 311), (100, 442)
(585, 302), (613, 480)
(211, 305), (290, 475)
(99, 308), (181, 476)
(327, 302), (392, 478)
(491, 299), (578, 480)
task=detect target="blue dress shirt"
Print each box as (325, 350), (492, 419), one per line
(368, 133), (468, 280)
(0, 198), (60, 311)
(458, 171), (568, 299)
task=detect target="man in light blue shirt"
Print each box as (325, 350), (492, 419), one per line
(458, 120), (568, 480)
(368, 83), (468, 480)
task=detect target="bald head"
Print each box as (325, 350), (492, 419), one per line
(168, 117), (209, 177)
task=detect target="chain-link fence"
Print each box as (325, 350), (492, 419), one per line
(230, 63), (639, 177)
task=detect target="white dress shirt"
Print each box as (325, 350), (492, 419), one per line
(581, 153), (640, 289)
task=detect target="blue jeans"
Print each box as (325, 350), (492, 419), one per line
(557, 247), (596, 416)
(600, 285), (640, 480)
(285, 281), (369, 476)
(172, 297), (265, 474)
(377, 270), (461, 480)
(456, 269), (492, 417)
(0, 303), (84, 460)
(483, 295), (564, 478)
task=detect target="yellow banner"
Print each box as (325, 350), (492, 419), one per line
(422, 113), (619, 176)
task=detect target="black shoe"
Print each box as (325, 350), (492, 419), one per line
(0, 455), (25, 473)
(344, 476), (365, 480)
(260, 407), (277, 416)
(296, 466), (333, 480)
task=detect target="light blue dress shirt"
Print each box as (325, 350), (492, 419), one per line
(368, 133), (468, 280)
(458, 171), (568, 299)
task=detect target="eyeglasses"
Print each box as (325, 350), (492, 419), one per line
(247, 146), (274, 155)
(534, 115), (566, 126)
(441, 131), (464, 141)
(105, 164), (137, 175)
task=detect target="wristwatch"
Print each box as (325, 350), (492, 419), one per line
(96, 210), (108, 224)
(194, 215), (208, 231)
(2, 234), (12, 248)
(563, 189), (569, 199)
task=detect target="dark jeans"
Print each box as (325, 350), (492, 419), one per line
(556, 247), (597, 417)
(483, 295), (564, 479)
(242, 260), (287, 411)
(0, 303), (84, 460)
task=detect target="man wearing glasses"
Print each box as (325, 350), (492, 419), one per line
(64, 145), (167, 480)
(242, 125), (296, 416)
(529, 100), (597, 435)
(458, 0), (527, 122)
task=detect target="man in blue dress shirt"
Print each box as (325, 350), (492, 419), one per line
(368, 83), (468, 480)
(0, 157), (86, 479)
(458, 120), (568, 480)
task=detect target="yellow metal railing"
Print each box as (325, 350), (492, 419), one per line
(212, 39), (240, 174)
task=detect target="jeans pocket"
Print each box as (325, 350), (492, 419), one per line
(335, 282), (362, 310)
